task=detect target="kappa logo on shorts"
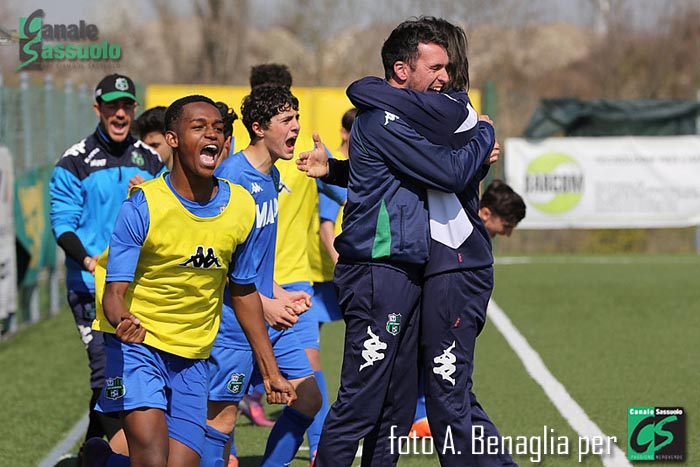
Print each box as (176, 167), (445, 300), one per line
(105, 376), (125, 400)
(359, 326), (387, 371)
(179, 246), (222, 269)
(433, 341), (457, 386)
(386, 313), (401, 336)
(226, 373), (246, 394)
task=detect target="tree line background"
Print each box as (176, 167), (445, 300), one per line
(2, 0), (699, 140)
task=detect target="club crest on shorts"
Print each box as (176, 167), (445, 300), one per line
(105, 376), (125, 400)
(226, 373), (246, 394)
(386, 313), (402, 336)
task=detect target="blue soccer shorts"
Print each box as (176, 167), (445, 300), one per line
(96, 334), (209, 456)
(208, 326), (313, 402)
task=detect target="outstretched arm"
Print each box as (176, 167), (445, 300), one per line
(297, 133), (350, 186)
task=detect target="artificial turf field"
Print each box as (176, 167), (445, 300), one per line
(2, 255), (697, 466)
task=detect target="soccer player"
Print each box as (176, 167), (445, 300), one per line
(202, 85), (322, 467)
(308, 18), (497, 467)
(410, 180), (526, 439)
(88, 95), (295, 467)
(49, 73), (165, 454)
(317, 17), (517, 466)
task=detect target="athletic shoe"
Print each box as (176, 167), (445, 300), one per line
(81, 437), (112, 467)
(228, 454), (239, 467)
(238, 394), (275, 427)
(409, 417), (432, 438)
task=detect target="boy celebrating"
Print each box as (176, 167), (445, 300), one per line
(203, 84), (321, 467)
(90, 95), (295, 467)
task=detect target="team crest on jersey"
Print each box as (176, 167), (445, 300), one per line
(386, 313), (401, 336)
(226, 373), (246, 394)
(105, 376), (126, 400)
(131, 151), (144, 166)
(359, 326), (387, 371)
(179, 246), (222, 269)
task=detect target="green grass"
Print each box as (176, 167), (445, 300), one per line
(0, 308), (89, 467)
(3, 255), (698, 466)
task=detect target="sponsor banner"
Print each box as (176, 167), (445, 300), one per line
(0, 147), (17, 319)
(505, 136), (700, 229)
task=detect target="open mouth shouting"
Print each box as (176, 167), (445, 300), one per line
(200, 143), (220, 167)
(285, 136), (297, 153)
(109, 119), (130, 138)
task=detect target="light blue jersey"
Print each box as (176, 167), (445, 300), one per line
(213, 150), (280, 348)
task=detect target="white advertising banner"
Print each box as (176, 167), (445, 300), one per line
(0, 146), (17, 319)
(504, 136), (700, 229)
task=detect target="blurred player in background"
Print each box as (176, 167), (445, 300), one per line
(134, 106), (172, 170)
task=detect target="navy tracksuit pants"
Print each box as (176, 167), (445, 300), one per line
(315, 262), (422, 467)
(421, 267), (516, 467)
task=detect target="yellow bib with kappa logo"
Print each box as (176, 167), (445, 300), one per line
(274, 136), (319, 285)
(92, 177), (255, 359)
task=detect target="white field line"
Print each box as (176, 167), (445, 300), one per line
(488, 300), (632, 467)
(38, 411), (88, 467)
(496, 255), (698, 265)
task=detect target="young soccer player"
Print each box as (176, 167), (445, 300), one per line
(88, 95), (295, 467)
(203, 85), (321, 467)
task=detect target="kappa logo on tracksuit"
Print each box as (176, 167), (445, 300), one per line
(433, 341), (457, 385)
(383, 111), (399, 126)
(359, 326), (387, 371)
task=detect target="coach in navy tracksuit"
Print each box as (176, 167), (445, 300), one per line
(348, 75), (517, 467)
(314, 19), (496, 467)
(49, 74), (165, 444)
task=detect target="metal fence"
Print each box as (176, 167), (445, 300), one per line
(0, 70), (95, 337)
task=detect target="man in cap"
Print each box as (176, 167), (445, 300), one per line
(49, 73), (166, 453)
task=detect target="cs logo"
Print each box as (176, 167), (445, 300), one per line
(628, 406), (684, 461)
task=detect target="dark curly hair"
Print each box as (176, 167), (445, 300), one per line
(250, 63), (293, 89)
(241, 85), (299, 141)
